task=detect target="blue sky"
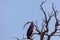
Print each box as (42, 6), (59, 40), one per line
(0, 0), (60, 40)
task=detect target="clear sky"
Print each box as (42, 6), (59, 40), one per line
(0, 0), (60, 40)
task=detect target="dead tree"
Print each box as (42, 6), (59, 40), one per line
(33, 1), (51, 40)
(46, 3), (60, 40)
(19, 0), (60, 40)
(32, 1), (60, 40)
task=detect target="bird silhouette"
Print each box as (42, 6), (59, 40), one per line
(23, 21), (34, 40)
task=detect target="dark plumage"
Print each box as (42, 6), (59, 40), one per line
(24, 21), (34, 39)
(27, 22), (34, 39)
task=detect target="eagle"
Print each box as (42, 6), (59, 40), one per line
(23, 21), (34, 39)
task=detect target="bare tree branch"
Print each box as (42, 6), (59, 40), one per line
(21, 1), (60, 40)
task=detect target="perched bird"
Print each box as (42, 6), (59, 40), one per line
(23, 21), (34, 40)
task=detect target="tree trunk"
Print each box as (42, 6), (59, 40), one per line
(40, 36), (44, 40)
